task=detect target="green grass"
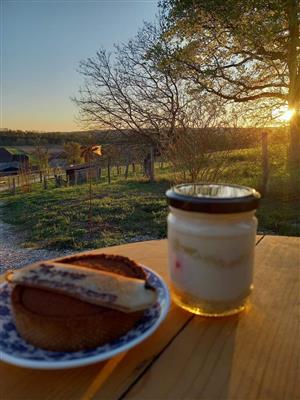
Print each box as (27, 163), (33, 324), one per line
(0, 144), (299, 250)
(0, 177), (170, 249)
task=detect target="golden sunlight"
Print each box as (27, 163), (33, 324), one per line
(280, 108), (295, 121)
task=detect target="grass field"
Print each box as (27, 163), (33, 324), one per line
(0, 144), (299, 250)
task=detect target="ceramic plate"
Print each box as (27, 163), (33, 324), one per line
(0, 265), (170, 369)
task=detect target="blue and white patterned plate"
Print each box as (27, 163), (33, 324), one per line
(0, 265), (170, 369)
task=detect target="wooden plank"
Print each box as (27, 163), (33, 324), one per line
(122, 236), (300, 400)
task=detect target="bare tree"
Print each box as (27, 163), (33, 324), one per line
(32, 137), (49, 181)
(166, 95), (231, 182)
(64, 142), (83, 165)
(73, 22), (193, 181)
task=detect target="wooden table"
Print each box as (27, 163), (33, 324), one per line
(1, 235), (299, 400)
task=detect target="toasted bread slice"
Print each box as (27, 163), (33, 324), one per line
(9, 254), (155, 352)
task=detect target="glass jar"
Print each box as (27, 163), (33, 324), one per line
(166, 183), (260, 317)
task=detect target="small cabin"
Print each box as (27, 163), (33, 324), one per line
(65, 163), (101, 184)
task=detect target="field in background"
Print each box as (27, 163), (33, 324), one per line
(0, 142), (299, 250)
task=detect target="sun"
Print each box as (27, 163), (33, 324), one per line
(272, 107), (295, 123)
(280, 108), (295, 121)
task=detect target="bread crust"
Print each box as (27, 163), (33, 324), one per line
(11, 254), (146, 352)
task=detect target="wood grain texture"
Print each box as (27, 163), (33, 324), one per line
(123, 236), (300, 400)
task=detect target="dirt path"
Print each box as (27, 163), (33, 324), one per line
(0, 204), (72, 274)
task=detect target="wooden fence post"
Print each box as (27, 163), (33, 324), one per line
(43, 176), (47, 190)
(261, 131), (269, 195)
(124, 162), (129, 179)
(107, 159), (111, 184)
(12, 178), (16, 195)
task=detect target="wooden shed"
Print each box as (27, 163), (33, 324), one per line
(65, 163), (101, 184)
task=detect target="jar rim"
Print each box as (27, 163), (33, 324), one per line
(166, 183), (260, 214)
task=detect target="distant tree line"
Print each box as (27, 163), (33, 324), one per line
(0, 128), (288, 150)
(0, 130), (97, 146)
(0, 127), (288, 149)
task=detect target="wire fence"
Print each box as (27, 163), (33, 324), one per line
(0, 160), (151, 195)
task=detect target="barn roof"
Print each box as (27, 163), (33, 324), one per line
(65, 162), (98, 171)
(1, 147), (28, 156)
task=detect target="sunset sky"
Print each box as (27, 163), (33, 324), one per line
(1, 0), (158, 132)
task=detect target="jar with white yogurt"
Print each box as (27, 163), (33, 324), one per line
(166, 183), (260, 316)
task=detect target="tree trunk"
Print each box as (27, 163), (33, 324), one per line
(286, 0), (300, 168)
(149, 146), (155, 182)
(88, 155), (93, 235)
(143, 149), (155, 182)
(288, 113), (300, 168)
(143, 155), (150, 177)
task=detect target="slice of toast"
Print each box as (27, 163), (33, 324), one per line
(9, 254), (156, 352)
(7, 261), (157, 312)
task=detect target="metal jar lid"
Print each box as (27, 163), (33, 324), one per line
(166, 183), (261, 214)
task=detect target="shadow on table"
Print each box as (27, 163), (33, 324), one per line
(187, 313), (242, 400)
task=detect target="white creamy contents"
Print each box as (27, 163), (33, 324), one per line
(6, 262), (157, 313)
(168, 208), (257, 303)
